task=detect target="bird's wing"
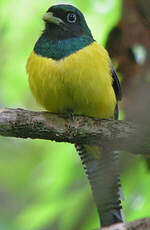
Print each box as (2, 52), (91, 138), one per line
(111, 66), (122, 119)
(111, 66), (122, 101)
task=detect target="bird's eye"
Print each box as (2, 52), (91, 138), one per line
(67, 13), (77, 23)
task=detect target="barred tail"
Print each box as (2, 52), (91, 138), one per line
(75, 144), (123, 227)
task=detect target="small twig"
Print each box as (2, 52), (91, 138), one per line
(99, 217), (150, 230)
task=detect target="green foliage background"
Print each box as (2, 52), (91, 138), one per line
(0, 0), (150, 229)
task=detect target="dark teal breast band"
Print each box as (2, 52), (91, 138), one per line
(34, 35), (94, 60)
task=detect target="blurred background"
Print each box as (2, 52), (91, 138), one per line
(0, 0), (150, 229)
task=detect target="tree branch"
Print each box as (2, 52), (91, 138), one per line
(0, 108), (150, 156)
(100, 217), (150, 230)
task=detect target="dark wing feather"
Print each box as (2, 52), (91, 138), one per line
(111, 66), (122, 120)
(111, 66), (122, 101)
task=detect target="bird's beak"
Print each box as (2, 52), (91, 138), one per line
(42, 12), (64, 25)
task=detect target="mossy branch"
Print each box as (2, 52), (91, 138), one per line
(0, 108), (150, 156)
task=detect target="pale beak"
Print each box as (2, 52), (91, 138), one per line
(42, 12), (64, 25)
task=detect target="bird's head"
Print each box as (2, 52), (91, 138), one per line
(42, 4), (93, 40)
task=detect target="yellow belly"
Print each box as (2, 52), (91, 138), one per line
(26, 42), (116, 119)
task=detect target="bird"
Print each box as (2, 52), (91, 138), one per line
(26, 4), (123, 227)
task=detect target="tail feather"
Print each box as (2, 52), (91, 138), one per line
(75, 144), (123, 227)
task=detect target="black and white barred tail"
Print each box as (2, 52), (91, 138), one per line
(75, 144), (123, 227)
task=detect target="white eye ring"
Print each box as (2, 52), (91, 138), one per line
(67, 13), (77, 23)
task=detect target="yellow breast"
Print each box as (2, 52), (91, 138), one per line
(26, 42), (116, 119)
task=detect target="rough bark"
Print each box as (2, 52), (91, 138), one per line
(0, 108), (150, 156)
